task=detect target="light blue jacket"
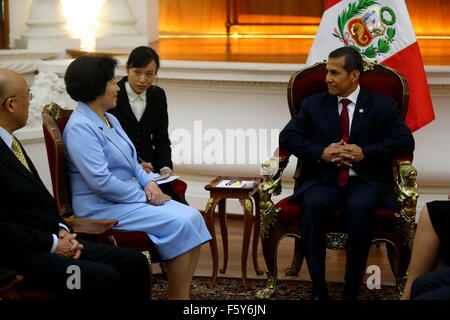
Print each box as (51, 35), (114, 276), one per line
(63, 102), (155, 220)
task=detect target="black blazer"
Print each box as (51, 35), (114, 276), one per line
(0, 137), (68, 260)
(108, 77), (173, 172)
(279, 87), (415, 209)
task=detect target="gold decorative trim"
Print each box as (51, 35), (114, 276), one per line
(259, 157), (284, 239)
(142, 250), (152, 265)
(255, 270), (277, 299)
(43, 101), (62, 120)
(394, 160), (418, 248)
(205, 197), (216, 213)
(240, 198), (253, 213)
(325, 232), (347, 250)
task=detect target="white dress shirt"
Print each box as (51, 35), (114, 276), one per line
(0, 126), (69, 253)
(337, 85), (360, 177)
(125, 82), (172, 174)
(125, 81), (147, 122)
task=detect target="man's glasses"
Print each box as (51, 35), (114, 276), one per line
(0, 90), (33, 106)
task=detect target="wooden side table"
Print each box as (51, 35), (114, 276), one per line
(204, 176), (263, 289)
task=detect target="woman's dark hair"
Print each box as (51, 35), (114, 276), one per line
(65, 55), (118, 103)
(328, 46), (364, 74)
(126, 46), (160, 71)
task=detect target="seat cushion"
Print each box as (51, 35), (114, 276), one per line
(275, 196), (399, 225)
(172, 179), (187, 199)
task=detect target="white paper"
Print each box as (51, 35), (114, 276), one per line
(216, 180), (256, 188)
(148, 172), (180, 185)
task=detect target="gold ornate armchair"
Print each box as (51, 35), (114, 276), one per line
(256, 62), (418, 299)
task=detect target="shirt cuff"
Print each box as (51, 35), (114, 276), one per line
(159, 167), (173, 173)
(59, 223), (70, 233)
(51, 234), (58, 253)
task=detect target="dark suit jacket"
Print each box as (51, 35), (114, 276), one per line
(108, 77), (173, 172)
(279, 87), (415, 209)
(0, 138), (68, 261)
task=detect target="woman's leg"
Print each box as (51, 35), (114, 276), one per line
(401, 205), (441, 300)
(165, 245), (201, 300)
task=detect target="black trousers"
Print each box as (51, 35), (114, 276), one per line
(411, 267), (450, 300)
(6, 240), (151, 299)
(299, 177), (382, 286)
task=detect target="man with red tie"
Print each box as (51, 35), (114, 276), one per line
(279, 47), (415, 300)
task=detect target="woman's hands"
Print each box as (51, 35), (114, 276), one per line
(145, 181), (171, 206)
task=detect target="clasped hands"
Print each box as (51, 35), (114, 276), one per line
(55, 229), (84, 259)
(145, 181), (171, 206)
(321, 140), (364, 167)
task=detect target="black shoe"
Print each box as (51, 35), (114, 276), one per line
(310, 287), (329, 301)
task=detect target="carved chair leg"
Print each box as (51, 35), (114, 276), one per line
(385, 242), (402, 298)
(255, 234), (280, 299)
(284, 238), (304, 276)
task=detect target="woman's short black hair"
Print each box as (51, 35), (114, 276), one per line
(65, 55), (118, 103)
(126, 46), (160, 71)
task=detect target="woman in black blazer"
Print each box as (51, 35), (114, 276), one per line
(109, 46), (186, 204)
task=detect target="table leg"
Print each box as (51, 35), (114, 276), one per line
(252, 191), (263, 275)
(204, 197), (220, 288)
(218, 198), (228, 274)
(239, 198), (253, 290)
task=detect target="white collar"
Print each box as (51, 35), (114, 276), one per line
(0, 126), (13, 149)
(337, 84), (360, 105)
(125, 81), (147, 102)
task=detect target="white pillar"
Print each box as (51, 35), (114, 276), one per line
(16, 0), (80, 56)
(95, 0), (148, 48)
(21, 0), (70, 39)
(147, 0), (159, 43)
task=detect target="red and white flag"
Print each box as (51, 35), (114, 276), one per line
(307, 0), (434, 132)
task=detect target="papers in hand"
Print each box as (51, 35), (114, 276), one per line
(148, 172), (180, 185)
(216, 179), (256, 188)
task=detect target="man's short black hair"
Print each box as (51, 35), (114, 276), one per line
(65, 55), (118, 103)
(126, 46), (160, 71)
(328, 46), (364, 74)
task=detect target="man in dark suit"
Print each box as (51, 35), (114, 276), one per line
(0, 68), (151, 299)
(279, 47), (415, 300)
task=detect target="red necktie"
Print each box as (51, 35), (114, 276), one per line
(336, 98), (351, 187)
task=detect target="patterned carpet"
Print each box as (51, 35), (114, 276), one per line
(151, 274), (398, 300)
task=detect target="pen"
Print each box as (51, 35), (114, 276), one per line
(226, 179), (240, 186)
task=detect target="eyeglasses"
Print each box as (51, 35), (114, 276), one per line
(0, 90), (33, 106)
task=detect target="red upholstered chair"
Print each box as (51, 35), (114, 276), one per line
(41, 102), (181, 270)
(255, 62), (418, 299)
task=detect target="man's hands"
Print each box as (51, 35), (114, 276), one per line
(145, 181), (171, 206)
(55, 229), (84, 259)
(321, 140), (365, 167)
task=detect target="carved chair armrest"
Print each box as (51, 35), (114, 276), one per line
(64, 217), (118, 243)
(392, 155), (418, 247)
(274, 147), (291, 170)
(258, 154), (289, 239)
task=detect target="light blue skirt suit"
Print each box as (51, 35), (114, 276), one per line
(63, 102), (211, 260)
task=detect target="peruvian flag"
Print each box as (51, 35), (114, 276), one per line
(307, 0), (434, 132)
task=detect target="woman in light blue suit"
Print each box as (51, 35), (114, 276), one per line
(63, 55), (211, 300)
